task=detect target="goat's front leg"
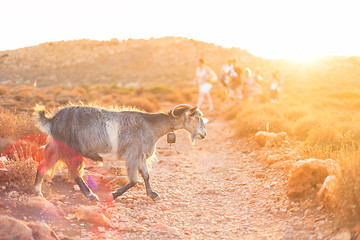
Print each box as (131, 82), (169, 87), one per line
(112, 164), (138, 200)
(112, 182), (137, 200)
(139, 163), (160, 201)
(75, 177), (99, 201)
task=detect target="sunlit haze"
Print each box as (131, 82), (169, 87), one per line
(1, 0), (359, 60)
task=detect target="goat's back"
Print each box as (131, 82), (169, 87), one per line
(38, 106), (112, 155)
(36, 106), (157, 160)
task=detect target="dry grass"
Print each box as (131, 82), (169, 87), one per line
(0, 85), (9, 95)
(0, 107), (41, 141)
(122, 97), (160, 112)
(332, 146), (360, 224)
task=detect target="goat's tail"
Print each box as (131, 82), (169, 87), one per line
(34, 105), (52, 135)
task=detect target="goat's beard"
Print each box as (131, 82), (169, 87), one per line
(190, 134), (196, 145)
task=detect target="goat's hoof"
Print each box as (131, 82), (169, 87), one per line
(89, 193), (99, 201)
(150, 192), (160, 202)
(112, 191), (122, 201)
(32, 189), (43, 197)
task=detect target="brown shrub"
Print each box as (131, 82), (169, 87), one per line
(123, 97), (160, 112)
(333, 148), (360, 224)
(45, 101), (60, 110)
(0, 85), (9, 95)
(69, 86), (88, 98)
(148, 85), (173, 101)
(180, 89), (195, 102)
(46, 86), (63, 96)
(13, 88), (32, 101)
(165, 93), (186, 104)
(0, 157), (38, 193)
(33, 91), (49, 102)
(0, 106), (40, 139)
(100, 94), (117, 105)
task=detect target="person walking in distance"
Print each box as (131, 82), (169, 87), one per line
(194, 58), (216, 112)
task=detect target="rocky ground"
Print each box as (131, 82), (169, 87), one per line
(0, 107), (345, 240)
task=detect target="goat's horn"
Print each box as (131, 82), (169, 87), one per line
(171, 104), (193, 117)
(188, 106), (198, 115)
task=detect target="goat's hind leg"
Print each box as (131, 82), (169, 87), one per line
(67, 156), (99, 201)
(33, 168), (44, 196)
(33, 142), (57, 197)
(74, 176), (99, 201)
(139, 163), (160, 201)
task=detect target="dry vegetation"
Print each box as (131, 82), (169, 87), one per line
(225, 58), (360, 224)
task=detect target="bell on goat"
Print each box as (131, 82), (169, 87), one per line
(167, 132), (176, 144)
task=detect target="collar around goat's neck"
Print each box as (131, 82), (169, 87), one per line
(169, 114), (184, 133)
(170, 120), (175, 133)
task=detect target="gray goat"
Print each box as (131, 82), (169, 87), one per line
(33, 104), (207, 201)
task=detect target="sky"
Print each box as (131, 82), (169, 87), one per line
(1, 0), (359, 60)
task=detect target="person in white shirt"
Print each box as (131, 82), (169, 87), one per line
(194, 58), (215, 112)
(220, 58), (234, 89)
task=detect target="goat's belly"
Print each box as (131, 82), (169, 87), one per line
(99, 152), (118, 160)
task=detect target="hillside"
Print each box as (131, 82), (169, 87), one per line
(0, 37), (263, 88)
(2, 37), (360, 89)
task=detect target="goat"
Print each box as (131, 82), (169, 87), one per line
(33, 104), (207, 201)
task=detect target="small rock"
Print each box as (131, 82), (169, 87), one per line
(66, 214), (76, 220)
(0, 215), (33, 239)
(255, 173), (265, 178)
(332, 229), (351, 240)
(317, 175), (339, 210)
(73, 185), (80, 191)
(280, 207), (287, 213)
(75, 205), (111, 227)
(27, 221), (60, 240)
(25, 196), (64, 217)
(8, 190), (20, 198)
(287, 158), (339, 198)
(254, 131), (289, 148)
(159, 204), (168, 211)
(254, 131), (267, 147)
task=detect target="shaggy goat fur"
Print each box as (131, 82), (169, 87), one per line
(33, 104), (207, 201)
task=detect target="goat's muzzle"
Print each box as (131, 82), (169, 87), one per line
(199, 132), (206, 139)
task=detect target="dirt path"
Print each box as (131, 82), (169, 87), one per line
(104, 113), (338, 240)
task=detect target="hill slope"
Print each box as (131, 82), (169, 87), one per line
(0, 37), (262, 87)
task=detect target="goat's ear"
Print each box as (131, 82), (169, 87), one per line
(188, 106), (198, 116)
(202, 117), (209, 124)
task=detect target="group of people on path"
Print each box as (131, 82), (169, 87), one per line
(194, 58), (282, 111)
